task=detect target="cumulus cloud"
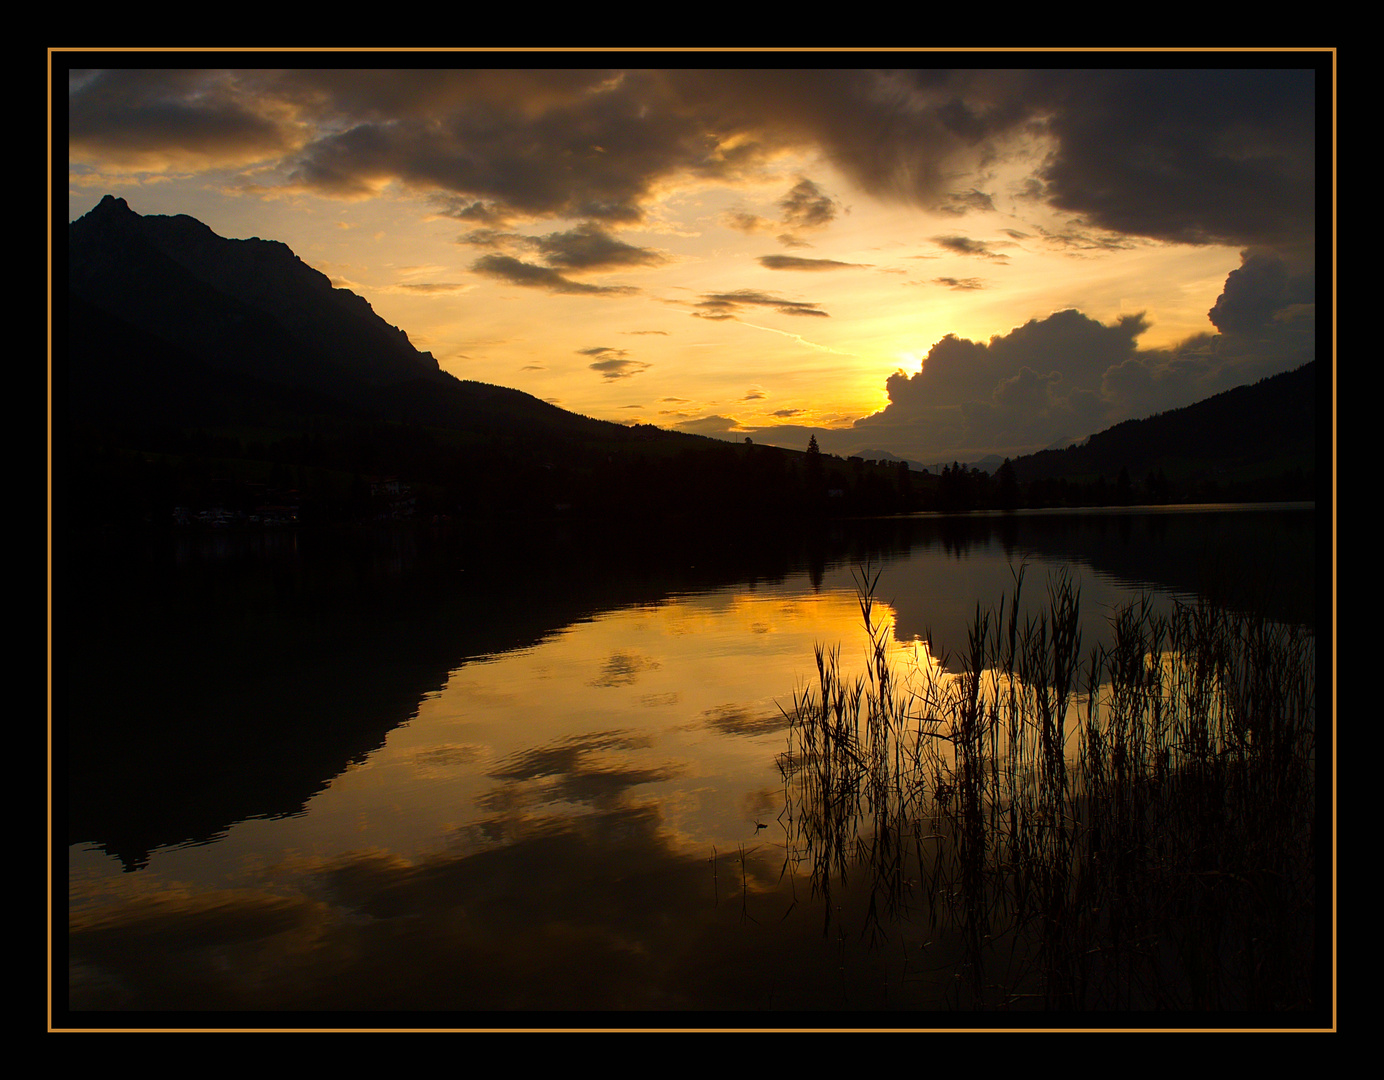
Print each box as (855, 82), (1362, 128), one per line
(1207, 250), (1316, 336)
(850, 309), (1153, 457)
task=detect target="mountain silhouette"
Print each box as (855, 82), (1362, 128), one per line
(66, 195), (638, 441)
(62, 195), (1320, 521)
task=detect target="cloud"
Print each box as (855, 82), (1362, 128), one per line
(850, 308), (1153, 457)
(581, 346), (651, 380)
(470, 254), (637, 295)
(1031, 68), (1317, 253)
(68, 66), (1317, 258)
(1207, 249), (1316, 336)
(932, 234), (1009, 260)
(723, 209), (773, 234)
(757, 255), (866, 271)
(395, 281), (469, 293)
(778, 178), (839, 230)
(692, 289), (829, 319)
(67, 69), (298, 172)
(937, 188), (996, 216)
(458, 226), (523, 247)
(932, 276), (986, 290)
(673, 414), (747, 436)
(533, 222), (665, 270)
(1032, 224), (1142, 254)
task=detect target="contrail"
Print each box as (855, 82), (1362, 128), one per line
(737, 320), (856, 356)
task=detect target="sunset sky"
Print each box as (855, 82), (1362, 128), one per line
(62, 55), (1325, 465)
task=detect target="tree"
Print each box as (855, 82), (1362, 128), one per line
(997, 458), (1019, 510)
(805, 434), (825, 497)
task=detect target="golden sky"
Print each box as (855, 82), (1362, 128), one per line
(63, 57), (1322, 465)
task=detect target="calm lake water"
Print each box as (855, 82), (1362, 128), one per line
(61, 503), (1321, 1022)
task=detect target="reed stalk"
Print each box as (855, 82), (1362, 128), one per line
(778, 566), (1317, 1011)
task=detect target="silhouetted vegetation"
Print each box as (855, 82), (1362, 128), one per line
(779, 567), (1319, 1012)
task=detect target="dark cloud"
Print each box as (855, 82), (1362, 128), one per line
(938, 188), (996, 216)
(68, 65), (1319, 257)
(582, 346), (652, 380)
(693, 289), (829, 319)
(458, 226), (521, 247)
(396, 281), (467, 292)
(933, 276), (986, 290)
(1207, 250), (1316, 336)
(932, 235), (1008, 260)
(534, 222), (665, 270)
(438, 198), (509, 223)
(470, 254), (638, 296)
(1032, 68), (1317, 254)
(778, 178), (839, 230)
(758, 255), (866, 271)
(67, 69), (295, 168)
(1034, 224), (1142, 253)
(673, 414), (747, 435)
(278, 70), (709, 221)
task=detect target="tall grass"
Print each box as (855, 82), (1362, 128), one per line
(777, 565), (1317, 1011)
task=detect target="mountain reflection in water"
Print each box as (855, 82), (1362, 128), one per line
(62, 505), (1320, 1019)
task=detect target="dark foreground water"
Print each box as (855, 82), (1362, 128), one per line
(58, 503), (1326, 1025)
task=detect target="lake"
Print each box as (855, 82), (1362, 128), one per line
(60, 503), (1323, 1023)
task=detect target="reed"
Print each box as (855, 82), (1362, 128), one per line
(777, 566), (1317, 1011)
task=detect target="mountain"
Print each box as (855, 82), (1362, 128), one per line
(64, 196), (669, 447)
(65, 197), (935, 525)
(61, 196), (1318, 523)
(69, 195), (439, 393)
(918, 453), (1005, 476)
(1008, 362), (1318, 492)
